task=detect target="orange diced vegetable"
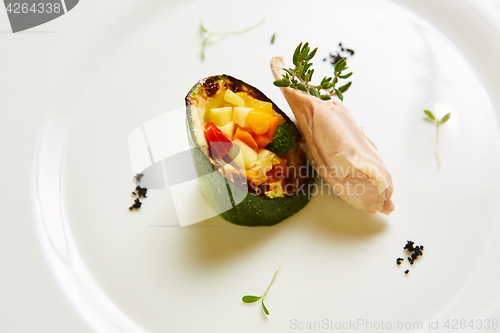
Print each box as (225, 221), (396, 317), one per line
(251, 132), (271, 148)
(233, 125), (258, 151)
(248, 99), (273, 114)
(266, 117), (280, 141)
(246, 110), (272, 134)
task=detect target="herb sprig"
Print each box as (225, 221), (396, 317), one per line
(424, 110), (451, 166)
(242, 265), (280, 315)
(273, 42), (353, 101)
(200, 19), (264, 60)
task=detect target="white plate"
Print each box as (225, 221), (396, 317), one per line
(33, 0), (500, 332)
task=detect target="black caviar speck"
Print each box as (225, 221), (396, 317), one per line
(129, 198), (142, 211)
(129, 174), (148, 211)
(134, 173), (144, 182)
(136, 186), (148, 198)
(397, 240), (424, 275)
(404, 240), (424, 265)
(403, 240), (415, 251)
(325, 42), (355, 68)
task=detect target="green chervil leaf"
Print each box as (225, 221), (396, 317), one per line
(262, 302), (270, 316)
(440, 112), (451, 124)
(424, 109), (451, 166)
(199, 19), (264, 60)
(242, 266), (280, 316)
(424, 110), (436, 121)
(242, 295), (262, 303)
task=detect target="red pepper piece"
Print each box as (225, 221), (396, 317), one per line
(204, 122), (233, 159)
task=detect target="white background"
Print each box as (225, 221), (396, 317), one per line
(1, 1), (500, 332)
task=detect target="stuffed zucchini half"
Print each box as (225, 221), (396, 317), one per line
(185, 75), (314, 226)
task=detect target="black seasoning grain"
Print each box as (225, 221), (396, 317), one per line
(403, 240), (415, 251)
(404, 240), (424, 265)
(129, 175), (149, 211)
(129, 198), (142, 211)
(398, 240), (425, 274)
(136, 186), (148, 198)
(323, 42), (355, 67)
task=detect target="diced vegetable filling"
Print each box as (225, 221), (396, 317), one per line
(203, 88), (308, 198)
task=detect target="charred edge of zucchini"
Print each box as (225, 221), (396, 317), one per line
(185, 74), (313, 226)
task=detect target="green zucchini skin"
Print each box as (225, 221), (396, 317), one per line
(185, 75), (313, 226)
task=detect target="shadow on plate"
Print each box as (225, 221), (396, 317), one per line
(181, 186), (388, 266)
(178, 215), (284, 266)
(294, 189), (388, 238)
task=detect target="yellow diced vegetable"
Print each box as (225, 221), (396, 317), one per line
(232, 107), (252, 127)
(209, 107), (233, 127)
(229, 138), (257, 169)
(224, 89), (244, 107)
(218, 121), (234, 140)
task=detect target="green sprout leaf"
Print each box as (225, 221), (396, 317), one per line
(275, 42), (353, 101)
(440, 112), (451, 124)
(424, 110), (436, 121)
(242, 295), (262, 303)
(241, 266), (280, 316)
(270, 33), (276, 44)
(424, 109), (451, 166)
(262, 302), (270, 316)
(199, 19), (264, 60)
(199, 22), (207, 33)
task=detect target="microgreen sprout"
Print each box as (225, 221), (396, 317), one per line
(424, 110), (451, 166)
(273, 42), (353, 101)
(242, 265), (280, 315)
(199, 19), (264, 60)
(270, 33), (276, 44)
